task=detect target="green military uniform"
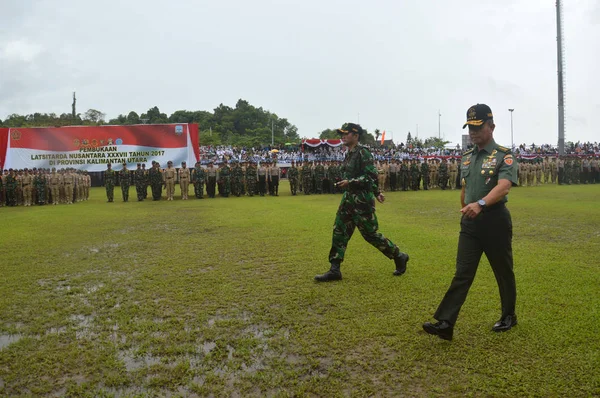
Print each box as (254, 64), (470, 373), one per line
(288, 162), (299, 195)
(120, 164), (130, 202)
(318, 123), (408, 282)
(149, 162), (163, 200)
(104, 165), (116, 202)
(302, 163), (312, 195)
(245, 162), (257, 196)
(420, 161), (430, 190)
(430, 104), (518, 338)
(193, 162), (206, 199)
(134, 164), (146, 201)
(230, 161), (244, 197)
(218, 162), (231, 197)
(438, 160), (449, 190)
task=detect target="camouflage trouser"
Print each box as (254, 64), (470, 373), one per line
(136, 182), (145, 200)
(194, 181), (205, 198)
(328, 193), (399, 265)
(289, 177), (298, 195)
(106, 183), (114, 202)
(121, 183), (130, 202)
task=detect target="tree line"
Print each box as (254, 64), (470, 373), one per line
(0, 99), (302, 148)
(1, 99), (451, 149)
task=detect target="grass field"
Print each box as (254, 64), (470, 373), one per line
(1, 183), (599, 397)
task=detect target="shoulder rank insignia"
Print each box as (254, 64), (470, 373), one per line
(463, 148), (474, 155)
(496, 145), (510, 152)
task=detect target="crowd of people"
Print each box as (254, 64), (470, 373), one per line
(2, 143), (598, 206)
(198, 141), (600, 165)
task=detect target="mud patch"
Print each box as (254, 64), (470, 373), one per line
(0, 334), (23, 350)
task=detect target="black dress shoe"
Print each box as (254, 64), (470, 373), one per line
(492, 314), (517, 332)
(314, 270), (342, 282)
(423, 320), (454, 341)
(393, 252), (409, 276)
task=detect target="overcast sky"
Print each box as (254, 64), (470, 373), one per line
(1, 0), (598, 146)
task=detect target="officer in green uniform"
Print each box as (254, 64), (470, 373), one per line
(423, 104), (518, 341)
(314, 123), (409, 282)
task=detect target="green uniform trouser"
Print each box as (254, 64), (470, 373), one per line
(329, 191), (399, 265)
(121, 183), (130, 202)
(435, 204), (516, 325)
(106, 184), (114, 202)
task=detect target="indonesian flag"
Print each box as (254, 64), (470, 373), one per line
(381, 130), (386, 145)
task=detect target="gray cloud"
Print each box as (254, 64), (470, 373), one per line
(0, 0), (598, 146)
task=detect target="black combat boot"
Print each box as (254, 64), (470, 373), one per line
(393, 252), (409, 276)
(314, 262), (342, 282)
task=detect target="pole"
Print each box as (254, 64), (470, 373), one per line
(438, 109), (441, 139)
(556, 0), (565, 155)
(508, 109), (514, 149)
(271, 119), (274, 146)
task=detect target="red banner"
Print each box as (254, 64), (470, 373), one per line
(0, 128), (8, 170)
(5, 124), (199, 171)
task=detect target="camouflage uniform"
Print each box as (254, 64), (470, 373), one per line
(438, 160), (449, 190)
(193, 162), (206, 199)
(104, 165), (116, 202)
(327, 142), (405, 273)
(5, 170), (18, 206)
(149, 162), (163, 200)
(302, 163), (312, 195)
(231, 161), (244, 197)
(119, 165), (130, 202)
(134, 164), (146, 201)
(421, 161), (430, 190)
(218, 162), (231, 197)
(245, 162), (257, 196)
(288, 162), (299, 195)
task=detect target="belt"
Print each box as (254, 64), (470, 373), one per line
(482, 202), (506, 213)
(166, 177), (174, 179)
(23, 184), (30, 186)
(180, 177), (188, 179)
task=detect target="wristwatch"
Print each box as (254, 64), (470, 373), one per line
(477, 199), (486, 208)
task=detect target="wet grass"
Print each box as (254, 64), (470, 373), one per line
(1, 183), (599, 396)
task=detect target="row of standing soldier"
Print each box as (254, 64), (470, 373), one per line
(0, 168), (91, 207)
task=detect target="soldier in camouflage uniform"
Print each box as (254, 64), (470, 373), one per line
(119, 163), (130, 202)
(218, 160), (231, 197)
(288, 161), (299, 195)
(5, 169), (18, 206)
(104, 163), (116, 202)
(134, 163), (146, 201)
(410, 160), (420, 191)
(315, 123), (409, 282)
(421, 160), (430, 190)
(149, 161), (163, 200)
(302, 162), (312, 195)
(399, 160), (409, 191)
(192, 161), (206, 199)
(142, 163), (149, 198)
(245, 161), (257, 196)
(438, 158), (449, 190)
(33, 169), (46, 205)
(231, 160), (244, 197)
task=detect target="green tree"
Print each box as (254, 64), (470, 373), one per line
(423, 137), (451, 149)
(126, 111), (140, 124)
(319, 129), (338, 139)
(83, 109), (106, 124)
